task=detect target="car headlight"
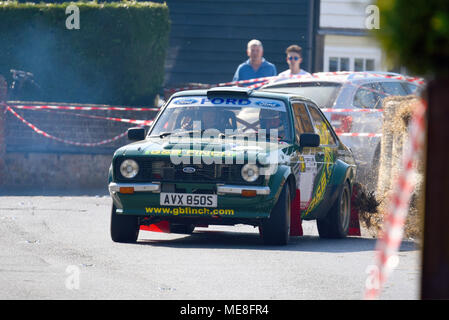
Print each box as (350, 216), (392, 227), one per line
(120, 159), (139, 179)
(241, 164), (259, 182)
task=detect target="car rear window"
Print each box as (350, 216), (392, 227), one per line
(261, 82), (342, 108)
(380, 81), (408, 96)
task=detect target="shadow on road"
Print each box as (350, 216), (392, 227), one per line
(0, 188), (109, 196)
(137, 229), (418, 253)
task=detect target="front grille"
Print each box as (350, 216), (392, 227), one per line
(174, 163), (217, 181)
(114, 156), (264, 185)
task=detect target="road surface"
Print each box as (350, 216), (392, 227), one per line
(0, 196), (420, 300)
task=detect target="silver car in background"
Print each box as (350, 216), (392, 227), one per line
(260, 72), (423, 191)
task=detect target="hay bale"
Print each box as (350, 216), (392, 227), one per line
(376, 96), (399, 196)
(364, 95), (425, 239)
(390, 96), (417, 185)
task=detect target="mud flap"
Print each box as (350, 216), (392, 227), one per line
(349, 185), (361, 236)
(140, 221), (171, 233)
(290, 189), (303, 236)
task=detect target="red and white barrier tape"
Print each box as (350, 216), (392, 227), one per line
(42, 109), (154, 126)
(11, 105), (159, 111)
(337, 133), (381, 137)
(8, 105), (154, 126)
(5, 105), (131, 147)
(165, 72), (425, 94)
(321, 108), (383, 113)
(165, 75), (279, 93)
(364, 98), (427, 300)
(65, 112), (153, 126)
(365, 73), (425, 85)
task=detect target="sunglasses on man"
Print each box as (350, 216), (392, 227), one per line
(288, 56), (300, 61)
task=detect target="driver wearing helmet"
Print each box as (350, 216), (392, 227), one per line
(259, 108), (285, 139)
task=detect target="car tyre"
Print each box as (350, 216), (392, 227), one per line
(170, 223), (195, 234)
(110, 204), (139, 243)
(260, 183), (291, 245)
(317, 181), (351, 239)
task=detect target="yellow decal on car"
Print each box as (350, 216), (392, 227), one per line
(145, 206), (235, 216)
(304, 147), (333, 216)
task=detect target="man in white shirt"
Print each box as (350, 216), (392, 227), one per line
(277, 45), (311, 78)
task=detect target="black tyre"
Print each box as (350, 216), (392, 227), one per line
(260, 183), (291, 245)
(317, 181), (351, 238)
(170, 223), (195, 234)
(110, 204), (139, 243)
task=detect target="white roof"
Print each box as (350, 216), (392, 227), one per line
(262, 71), (425, 88)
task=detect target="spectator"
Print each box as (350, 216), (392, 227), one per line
(232, 39), (277, 82)
(278, 45), (311, 78)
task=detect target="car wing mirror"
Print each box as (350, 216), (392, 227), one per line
(127, 127), (146, 141)
(299, 133), (320, 149)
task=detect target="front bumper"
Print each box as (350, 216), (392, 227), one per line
(108, 182), (274, 219)
(109, 182), (161, 193)
(108, 182), (270, 196)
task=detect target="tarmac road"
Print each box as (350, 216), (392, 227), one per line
(0, 196), (421, 300)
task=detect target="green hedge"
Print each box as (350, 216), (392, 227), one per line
(0, 1), (170, 105)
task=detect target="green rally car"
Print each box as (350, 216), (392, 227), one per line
(108, 87), (357, 245)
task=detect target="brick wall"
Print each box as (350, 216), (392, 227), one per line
(0, 102), (159, 192)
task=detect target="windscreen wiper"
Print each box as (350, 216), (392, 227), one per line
(149, 132), (173, 138)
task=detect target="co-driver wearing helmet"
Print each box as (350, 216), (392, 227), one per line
(259, 108), (285, 140)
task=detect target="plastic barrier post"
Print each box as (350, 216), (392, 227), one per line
(140, 221), (171, 233)
(348, 183), (361, 236)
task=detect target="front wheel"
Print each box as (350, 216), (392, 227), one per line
(260, 183), (291, 245)
(317, 181), (351, 239)
(110, 204), (139, 243)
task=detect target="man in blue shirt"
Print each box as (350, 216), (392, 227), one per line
(232, 39), (277, 82)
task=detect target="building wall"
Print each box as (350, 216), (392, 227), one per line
(320, 0), (372, 29)
(319, 0), (387, 72)
(157, 0), (319, 86)
(323, 34), (383, 72)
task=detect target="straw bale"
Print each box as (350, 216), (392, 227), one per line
(360, 95), (424, 239)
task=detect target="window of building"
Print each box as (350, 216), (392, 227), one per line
(327, 56), (377, 72)
(354, 58), (375, 71)
(329, 57), (350, 72)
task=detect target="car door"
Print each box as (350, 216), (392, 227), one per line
(303, 103), (339, 218)
(291, 101), (318, 212)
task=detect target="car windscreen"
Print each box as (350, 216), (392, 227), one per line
(261, 82), (342, 108)
(149, 96), (292, 141)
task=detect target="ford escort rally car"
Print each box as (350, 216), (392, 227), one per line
(108, 87), (357, 245)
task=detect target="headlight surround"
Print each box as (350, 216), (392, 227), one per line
(241, 163), (260, 182)
(120, 159), (139, 179)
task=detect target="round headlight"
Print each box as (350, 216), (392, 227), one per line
(241, 164), (259, 182)
(120, 159), (139, 179)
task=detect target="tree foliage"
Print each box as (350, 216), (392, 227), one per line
(376, 0), (449, 76)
